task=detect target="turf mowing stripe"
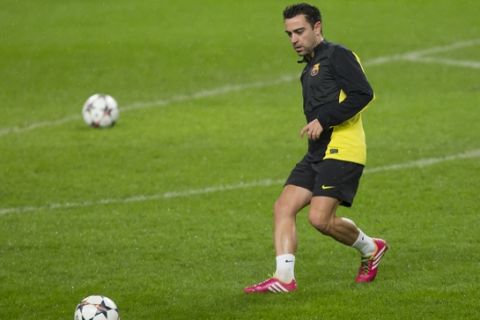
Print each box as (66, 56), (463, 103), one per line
(0, 38), (478, 138)
(0, 149), (479, 216)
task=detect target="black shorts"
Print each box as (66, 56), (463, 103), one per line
(285, 156), (364, 207)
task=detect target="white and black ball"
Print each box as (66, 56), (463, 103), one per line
(82, 94), (119, 128)
(74, 295), (120, 320)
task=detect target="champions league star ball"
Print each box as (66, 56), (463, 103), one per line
(74, 295), (120, 320)
(82, 94), (119, 128)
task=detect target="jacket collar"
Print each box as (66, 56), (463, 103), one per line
(299, 40), (327, 64)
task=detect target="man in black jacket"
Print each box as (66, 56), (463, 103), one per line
(245, 3), (388, 294)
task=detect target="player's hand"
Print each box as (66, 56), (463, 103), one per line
(300, 119), (323, 140)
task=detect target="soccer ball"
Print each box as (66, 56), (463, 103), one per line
(82, 94), (119, 128)
(74, 295), (120, 320)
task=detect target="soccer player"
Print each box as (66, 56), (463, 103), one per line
(244, 3), (388, 294)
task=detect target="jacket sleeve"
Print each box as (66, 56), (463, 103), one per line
(316, 46), (374, 129)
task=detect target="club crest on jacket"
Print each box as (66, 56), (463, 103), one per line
(311, 63), (320, 76)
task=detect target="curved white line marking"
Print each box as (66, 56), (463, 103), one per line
(0, 149), (478, 216)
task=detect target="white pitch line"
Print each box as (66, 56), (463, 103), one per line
(405, 56), (480, 69)
(0, 179), (284, 216)
(364, 149), (480, 174)
(0, 149), (479, 217)
(0, 76), (297, 137)
(402, 38), (480, 59)
(1, 38), (479, 137)
(366, 38), (480, 66)
(0, 115), (80, 137)
(122, 75), (297, 112)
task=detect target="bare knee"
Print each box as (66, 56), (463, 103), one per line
(308, 209), (334, 235)
(273, 185), (312, 220)
(274, 198), (295, 218)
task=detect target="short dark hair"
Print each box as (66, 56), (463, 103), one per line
(283, 3), (322, 28)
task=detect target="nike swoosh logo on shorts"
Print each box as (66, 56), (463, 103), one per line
(321, 185), (335, 190)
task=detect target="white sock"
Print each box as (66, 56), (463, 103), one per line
(274, 254), (295, 283)
(352, 229), (376, 257)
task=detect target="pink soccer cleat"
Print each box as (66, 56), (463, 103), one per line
(244, 277), (297, 294)
(355, 238), (389, 283)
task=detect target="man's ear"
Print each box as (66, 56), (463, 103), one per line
(314, 21), (322, 36)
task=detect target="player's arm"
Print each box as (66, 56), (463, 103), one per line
(315, 46), (374, 129)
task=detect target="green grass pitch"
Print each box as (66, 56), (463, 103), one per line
(1, 1), (479, 319)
